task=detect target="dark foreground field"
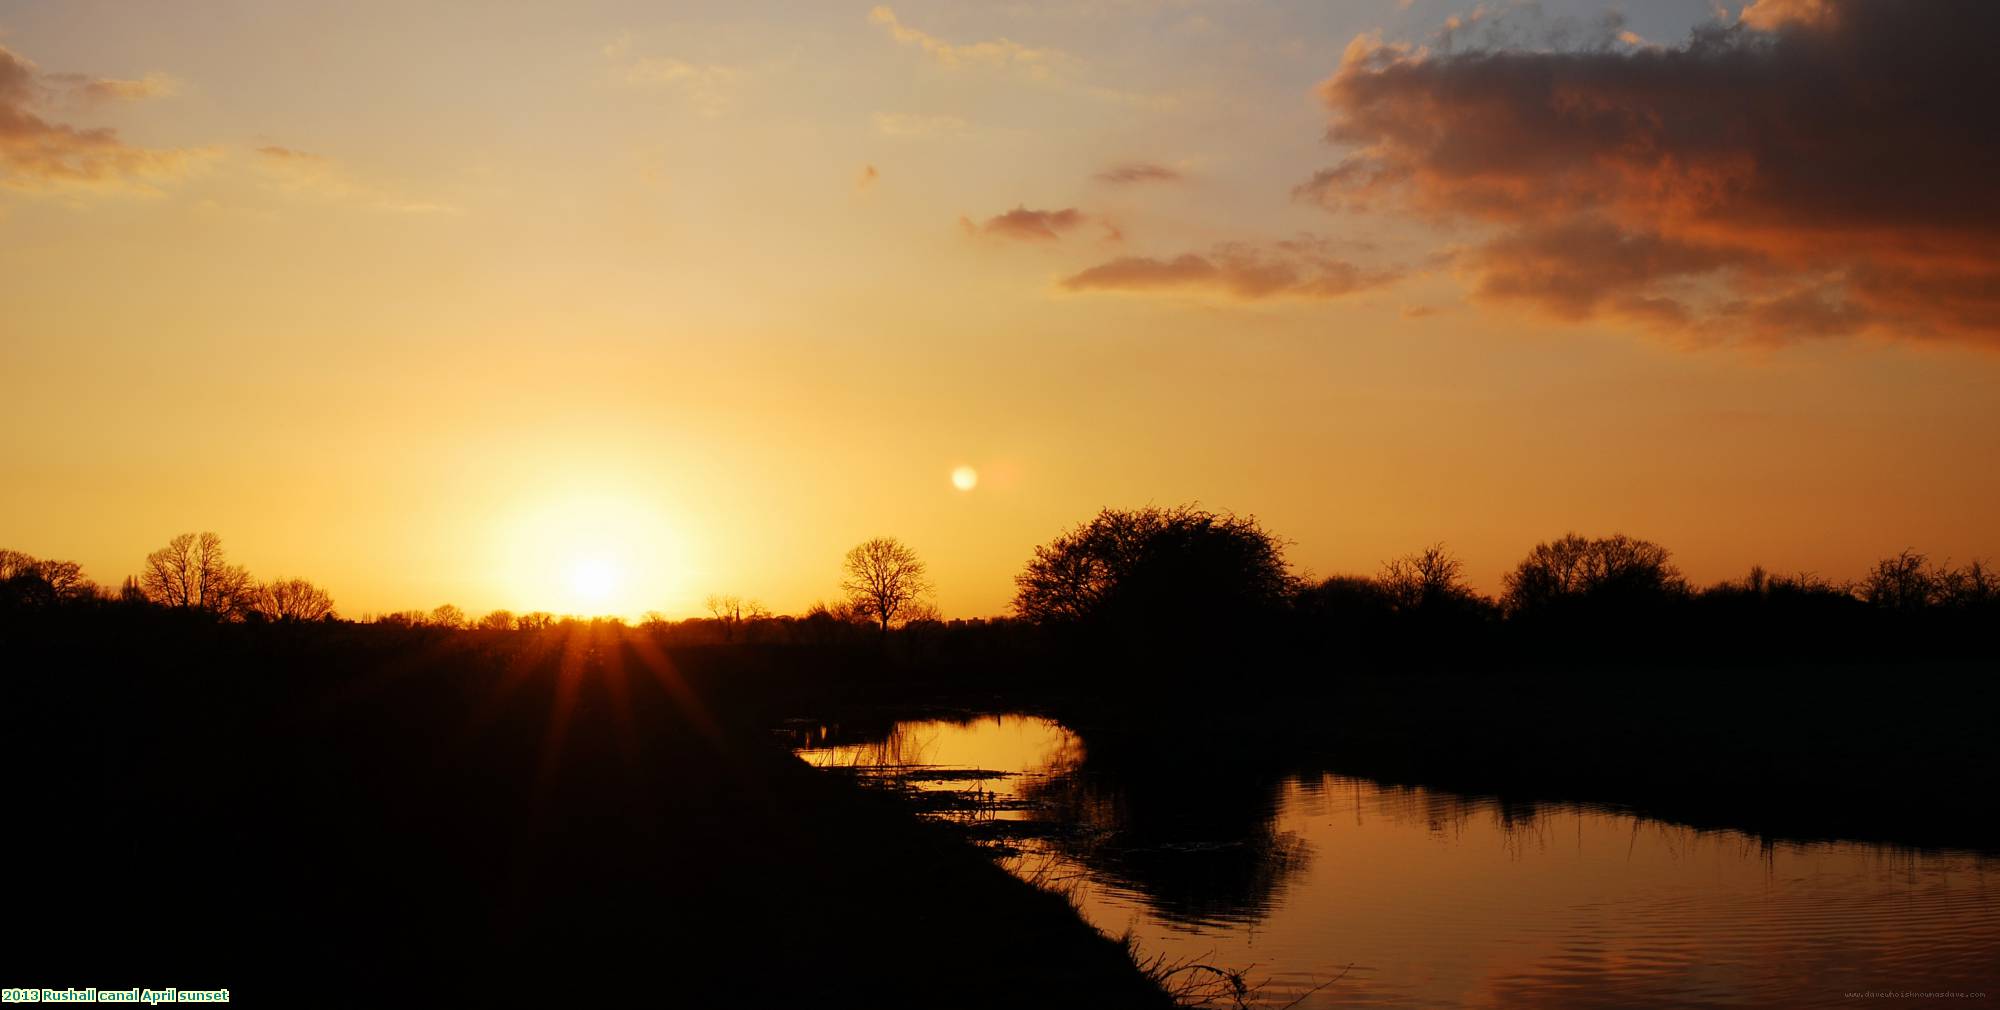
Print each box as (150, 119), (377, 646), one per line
(4, 613), (1170, 1007)
(10, 604), (1995, 1007)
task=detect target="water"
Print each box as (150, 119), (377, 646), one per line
(794, 714), (1998, 1008)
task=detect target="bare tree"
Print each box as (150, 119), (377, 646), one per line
(35, 558), (89, 600)
(1858, 549), (1934, 610)
(251, 577), (336, 622)
(1859, 551), (1998, 610)
(1932, 559), (1997, 608)
(706, 593), (743, 641)
(704, 593), (771, 642)
(428, 604), (467, 629)
(842, 537), (934, 633)
(140, 532), (254, 617)
(477, 609), (516, 631)
(0, 550), (34, 582)
(1378, 543), (1478, 613)
(1501, 532), (1685, 614)
(0, 549), (93, 606)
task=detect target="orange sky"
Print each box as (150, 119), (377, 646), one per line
(2, 0), (1995, 619)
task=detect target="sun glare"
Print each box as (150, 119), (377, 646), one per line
(567, 556), (622, 603)
(492, 492), (685, 618)
(951, 465), (979, 492)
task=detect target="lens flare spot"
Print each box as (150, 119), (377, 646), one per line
(951, 465), (979, 492)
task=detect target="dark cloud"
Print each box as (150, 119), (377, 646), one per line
(1305, 0), (2000, 348)
(1, 44), (189, 191)
(1095, 162), (1181, 185)
(1060, 239), (1399, 300)
(968, 205), (1087, 241)
(1463, 221), (1748, 323)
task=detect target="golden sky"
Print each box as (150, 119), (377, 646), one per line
(3, 0), (1995, 619)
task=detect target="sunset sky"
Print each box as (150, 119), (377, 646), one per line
(3, 0), (1995, 619)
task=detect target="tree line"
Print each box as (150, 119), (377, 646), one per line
(0, 531), (947, 641)
(2, 534), (334, 622)
(1009, 505), (1996, 668)
(3, 513), (1992, 664)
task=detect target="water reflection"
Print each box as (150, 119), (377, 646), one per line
(793, 713), (1999, 1009)
(1019, 743), (1313, 929)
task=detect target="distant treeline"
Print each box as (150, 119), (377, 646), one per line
(3, 508), (1994, 667)
(1006, 506), (1998, 670)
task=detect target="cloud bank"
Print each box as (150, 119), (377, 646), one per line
(602, 34), (743, 118)
(1095, 162), (1181, 185)
(966, 205), (1087, 241)
(1304, 0), (2000, 348)
(1, 44), (192, 193)
(1061, 238), (1399, 301)
(869, 6), (1063, 79)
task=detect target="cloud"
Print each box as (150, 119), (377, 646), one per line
(1094, 162), (1181, 185)
(44, 71), (179, 105)
(867, 7), (1171, 108)
(252, 144), (345, 193)
(868, 6), (1064, 79)
(602, 34), (743, 117)
(1304, 0), (2000, 348)
(0, 44), (197, 194)
(250, 144), (455, 214)
(1738, 0), (1840, 30)
(1060, 238), (1401, 301)
(966, 205), (1087, 241)
(872, 111), (968, 137)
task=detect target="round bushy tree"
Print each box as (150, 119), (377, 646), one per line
(1501, 532), (1687, 616)
(1014, 505), (1297, 642)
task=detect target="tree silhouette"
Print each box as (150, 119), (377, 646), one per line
(476, 609), (516, 631)
(428, 604), (467, 629)
(0, 550), (32, 582)
(1378, 543), (1476, 612)
(1858, 552), (1998, 611)
(1501, 533), (1686, 615)
(1013, 505), (1296, 632)
(1932, 559), (1997, 609)
(140, 532), (254, 617)
(704, 593), (770, 642)
(251, 577), (336, 622)
(0, 549), (93, 607)
(841, 537), (933, 633)
(1858, 550), (1934, 611)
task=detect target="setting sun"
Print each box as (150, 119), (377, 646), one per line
(566, 556), (623, 605)
(491, 493), (685, 617)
